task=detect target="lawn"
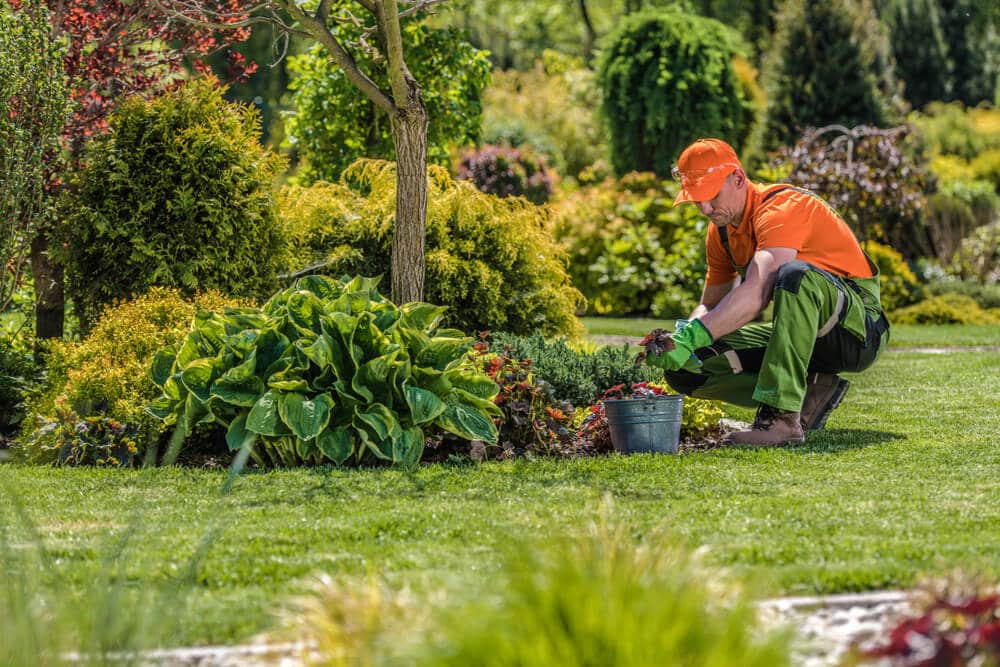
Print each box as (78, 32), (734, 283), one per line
(2, 324), (999, 647)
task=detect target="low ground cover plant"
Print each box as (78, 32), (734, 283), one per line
(148, 275), (501, 468)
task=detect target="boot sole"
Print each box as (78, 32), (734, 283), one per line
(805, 379), (850, 431)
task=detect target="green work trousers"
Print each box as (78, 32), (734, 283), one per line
(664, 261), (890, 412)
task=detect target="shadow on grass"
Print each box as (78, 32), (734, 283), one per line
(798, 429), (906, 453)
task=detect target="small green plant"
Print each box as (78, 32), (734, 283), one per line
(421, 503), (792, 666)
(19, 401), (140, 467)
(148, 275), (501, 468)
(488, 331), (658, 408)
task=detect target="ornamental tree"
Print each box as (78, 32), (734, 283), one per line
(158, 0), (460, 305)
(14, 0), (256, 340)
(0, 0), (70, 313)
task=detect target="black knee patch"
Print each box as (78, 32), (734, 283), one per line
(774, 260), (812, 294)
(663, 370), (707, 396)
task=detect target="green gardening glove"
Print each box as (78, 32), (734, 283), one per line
(646, 319), (713, 372)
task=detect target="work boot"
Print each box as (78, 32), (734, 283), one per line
(726, 404), (805, 446)
(800, 373), (851, 431)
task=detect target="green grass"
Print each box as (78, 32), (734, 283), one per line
(581, 317), (1000, 348)
(2, 346), (999, 648)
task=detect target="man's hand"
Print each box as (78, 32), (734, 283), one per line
(642, 319), (713, 372)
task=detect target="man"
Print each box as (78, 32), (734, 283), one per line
(644, 138), (890, 446)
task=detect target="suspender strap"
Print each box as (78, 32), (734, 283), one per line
(719, 186), (799, 274)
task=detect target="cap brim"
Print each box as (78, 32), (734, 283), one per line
(671, 169), (733, 206)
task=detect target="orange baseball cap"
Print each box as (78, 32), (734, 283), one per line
(672, 138), (741, 205)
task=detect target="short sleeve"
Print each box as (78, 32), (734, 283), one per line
(754, 197), (810, 251)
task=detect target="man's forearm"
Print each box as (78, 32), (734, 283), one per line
(697, 280), (769, 339)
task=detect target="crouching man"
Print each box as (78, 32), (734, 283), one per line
(644, 138), (890, 446)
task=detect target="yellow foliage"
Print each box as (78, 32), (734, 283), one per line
(22, 288), (247, 439)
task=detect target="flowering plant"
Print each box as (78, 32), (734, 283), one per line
(22, 399), (139, 467)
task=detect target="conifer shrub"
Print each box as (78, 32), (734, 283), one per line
(488, 331), (658, 408)
(60, 77), (285, 331)
(456, 144), (554, 205)
(278, 159), (584, 337)
(16, 288), (244, 464)
(550, 172), (707, 317)
(597, 8), (756, 177)
(876, 0), (951, 110)
(761, 0), (901, 151)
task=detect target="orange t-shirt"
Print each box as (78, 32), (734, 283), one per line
(704, 182), (874, 286)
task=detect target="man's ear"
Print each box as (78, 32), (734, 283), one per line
(731, 168), (747, 188)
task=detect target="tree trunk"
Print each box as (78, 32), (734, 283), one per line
(389, 83), (428, 305)
(30, 230), (63, 344)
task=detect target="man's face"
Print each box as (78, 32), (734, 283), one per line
(695, 172), (745, 227)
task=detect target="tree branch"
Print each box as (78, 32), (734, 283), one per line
(377, 0), (411, 109)
(277, 0), (396, 114)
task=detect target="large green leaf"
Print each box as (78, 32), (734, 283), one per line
(295, 437), (317, 460)
(296, 274), (340, 301)
(436, 393), (498, 444)
(446, 369), (500, 400)
(356, 352), (397, 405)
(151, 347), (176, 388)
(451, 388), (503, 418)
(400, 302), (447, 333)
(316, 426), (353, 465)
(268, 366), (310, 392)
(298, 333), (340, 372)
(416, 337), (471, 371)
(404, 383), (446, 424)
(246, 391), (292, 436)
(412, 366), (452, 395)
(286, 290), (324, 336)
(180, 358), (218, 403)
(225, 413), (258, 452)
(222, 307), (269, 335)
(355, 403), (399, 442)
(163, 372), (184, 400)
(278, 392), (334, 440)
(223, 329), (260, 356)
(145, 395), (175, 420)
(193, 310), (227, 351)
(211, 375), (264, 407)
(255, 328), (291, 376)
(392, 425), (425, 468)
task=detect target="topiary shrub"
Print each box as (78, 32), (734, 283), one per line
(891, 293), (1000, 324)
(15, 288), (245, 464)
(456, 144), (554, 205)
(862, 241), (925, 311)
(761, 0), (901, 151)
(597, 8), (756, 177)
(278, 159), (583, 338)
(488, 331), (660, 408)
(59, 77), (285, 331)
(550, 172), (707, 317)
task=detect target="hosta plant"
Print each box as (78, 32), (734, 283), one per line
(147, 275), (500, 468)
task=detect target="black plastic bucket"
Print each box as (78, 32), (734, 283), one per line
(604, 395), (683, 454)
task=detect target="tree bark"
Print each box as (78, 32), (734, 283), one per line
(389, 78), (428, 305)
(578, 0), (596, 64)
(30, 230), (63, 344)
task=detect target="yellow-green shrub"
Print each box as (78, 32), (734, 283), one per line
(862, 241), (925, 311)
(278, 159), (584, 338)
(891, 293), (1000, 324)
(550, 173), (707, 317)
(17, 288), (245, 460)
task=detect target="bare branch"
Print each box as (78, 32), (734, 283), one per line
(355, 0), (377, 14)
(396, 0), (449, 21)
